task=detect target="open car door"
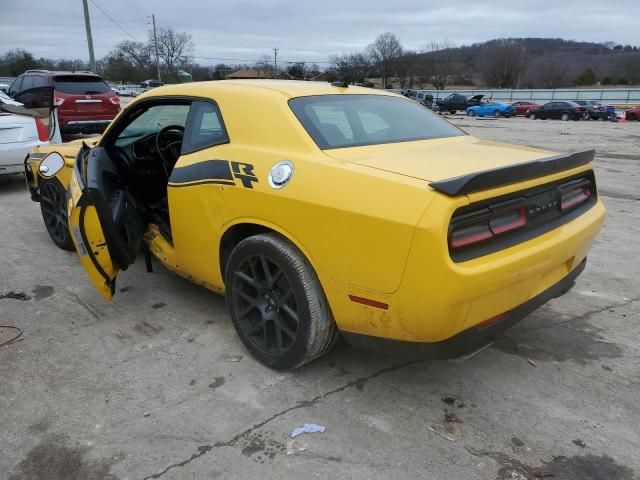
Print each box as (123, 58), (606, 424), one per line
(7, 87), (61, 143)
(67, 144), (146, 300)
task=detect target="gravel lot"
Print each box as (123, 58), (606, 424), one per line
(1, 116), (639, 480)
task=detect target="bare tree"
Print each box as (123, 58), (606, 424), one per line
(480, 39), (527, 88)
(255, 54), (275, 77)
(420, 41), (457, 90)
(330, 53), (370, 84)
(531, 58), (571, 88)
(154, 27), (193, 73)
(111, 40), (152, 71)
(367, 32), (403, 88)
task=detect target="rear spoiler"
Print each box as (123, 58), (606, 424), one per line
(429, 150), (595, 196)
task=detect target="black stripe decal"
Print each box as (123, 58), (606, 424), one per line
(429, 150), (595, 196)
(168, 179), (235, 188)
(169, 160), (232, 184)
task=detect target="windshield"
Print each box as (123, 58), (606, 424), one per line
(118, 103), (190, 139)
(289, 94), (464, 149)
(54, 76), (110, 94)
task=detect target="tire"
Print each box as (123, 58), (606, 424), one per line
(467, 110), (475, 117)
(39, 179), (74, 251)
(561, 112), (570, 121)
(449, 110), (456, 115)
(225, 233), (337, 370)
(493, 110), (501, 118)
(529, 113), (536, 120)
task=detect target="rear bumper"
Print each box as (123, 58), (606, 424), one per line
(60, 120), (112, 134)
(343, 258), (585, 358)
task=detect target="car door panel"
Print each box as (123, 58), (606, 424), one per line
(68, 144), (146, 300)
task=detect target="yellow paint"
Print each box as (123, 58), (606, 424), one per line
(25, 80), (605, 344)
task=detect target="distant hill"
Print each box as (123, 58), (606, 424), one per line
(403, 38), (640, 89)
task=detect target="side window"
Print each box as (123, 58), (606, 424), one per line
(182, 100), (229, 154)
(21, 76), (35, 91)
(8, 76), (23, 96)
(32, 76), (45, 88)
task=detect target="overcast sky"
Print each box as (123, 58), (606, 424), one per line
(2, 0), (638, 65)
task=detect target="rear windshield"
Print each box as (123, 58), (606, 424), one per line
(53, 76), (110, 94)
(289, 94), (464, 149)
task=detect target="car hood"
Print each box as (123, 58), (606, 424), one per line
(323, 135), (557, 183)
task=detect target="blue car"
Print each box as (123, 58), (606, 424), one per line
(466, 101), (514, 118)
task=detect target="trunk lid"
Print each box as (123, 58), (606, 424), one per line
(323, 135), (557, 183)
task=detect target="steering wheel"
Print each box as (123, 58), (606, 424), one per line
(155, 125), (184, 172)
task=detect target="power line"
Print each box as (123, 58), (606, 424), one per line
(88, 0), (139, 41)
(190, 55), (333, 65)
(128, 0), (146, 23)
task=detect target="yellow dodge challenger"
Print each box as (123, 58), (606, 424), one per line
(24, 80), (605, 369)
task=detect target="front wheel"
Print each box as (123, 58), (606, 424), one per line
(529, 113), (536, 120)
(40, 179), (74, 251)
(561, 112), (570, 121)
(467, 110), (475, 117)
(493, 110), (501, 118)
(225, 233), (337, 370)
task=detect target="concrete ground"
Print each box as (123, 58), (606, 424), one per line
(1, 117), (639, 480)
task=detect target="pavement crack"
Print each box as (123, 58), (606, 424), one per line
(141, 358), (421, 479)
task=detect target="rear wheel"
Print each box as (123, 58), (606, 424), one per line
(561, 112), (570, 121)
(467, 110), (475, 117)
(493, 110), (501, 118)
(40, 179), (74, 251)
(449, 110), (456, 115)
(225, 233), (337, 370)
(529, 113), (536, 120)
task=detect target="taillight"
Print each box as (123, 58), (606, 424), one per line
(109, 96), (120, 105)
(54, 97), (65, 106)
(575, 108), (581, 113)
(449, 198), (527, 250)
(34, 117), (49, 142)
(559, 178), (592, 211)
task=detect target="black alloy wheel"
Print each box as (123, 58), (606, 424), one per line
(40, 179), (74, 251)
(225, 233), (336, 369)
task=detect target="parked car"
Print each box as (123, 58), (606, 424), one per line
(436, 93), (484, 114)
(111, 85), (133, 97)
(406, 89), (434, 108)
(526, 101), (586, 121)
(466, 101), (514, 118)
(624, 105), (640, 121)
(7, 70), (120, 134)
(0, 89), (53, 175)
(573, 100), (614, 120)
(140, 79), (163, 89)
(24, 80), (604, 369)
(511, 101), (540, 116)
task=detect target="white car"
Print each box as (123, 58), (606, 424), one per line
(111, 85), (133, 97)
(0, 83), (9, 94)
(0, 91), (50, 175)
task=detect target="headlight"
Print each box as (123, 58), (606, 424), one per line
(38, 152), (65, 178)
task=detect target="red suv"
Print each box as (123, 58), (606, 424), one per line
(8, 70), (120, 134)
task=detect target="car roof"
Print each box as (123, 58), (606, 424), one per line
(24, 70), (100, 77)
(138, 79), (398, 100)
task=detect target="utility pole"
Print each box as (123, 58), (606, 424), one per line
(81, 0), (96, 72)
(152, 14), (161, 82)
(273, 47), (279, 72)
